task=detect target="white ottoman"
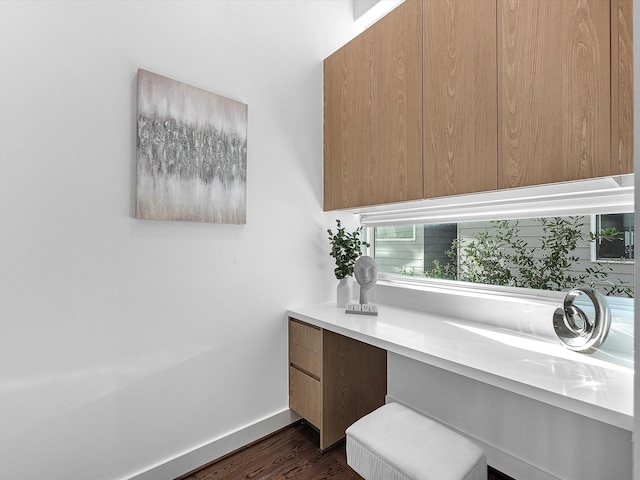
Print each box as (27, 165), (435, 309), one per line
(345, 402), (487, 480)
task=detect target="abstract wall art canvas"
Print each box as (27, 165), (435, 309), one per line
(136, 69), (247, 224)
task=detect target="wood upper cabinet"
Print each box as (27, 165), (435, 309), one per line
(323, 30), (371, 211)
(323, 0), (632, 210)
(423, 0), (498, 198)
(612, 0), (634, 175)
(370, 0), (423, 205)
(323, 0), (422, 210)
(498, 0), (633, 189)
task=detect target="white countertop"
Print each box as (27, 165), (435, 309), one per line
(287, 302), (633, 431)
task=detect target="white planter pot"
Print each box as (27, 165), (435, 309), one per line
(336, 277), (353, 308)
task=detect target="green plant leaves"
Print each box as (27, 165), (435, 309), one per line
(422, 217), (633, 297)
(327, 219), (370, 279)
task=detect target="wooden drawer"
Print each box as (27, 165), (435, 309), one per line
(290, 342), (321, 378)
(289, 366), (321, 428)
(289, 319), (321, 353)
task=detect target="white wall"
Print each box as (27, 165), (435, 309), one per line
(634, 0), (640, 477)
(633, 0), (640, 474)
(0, 2), (362, 479)
(354, 0), (380, 19)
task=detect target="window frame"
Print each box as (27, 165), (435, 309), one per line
(365, 216), (634, 298)
(374, 225), (417, 242)
(590, 214), (635, 264)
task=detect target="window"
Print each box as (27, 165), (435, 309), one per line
(592, 213), (634, 262)
(375, 225), (416, 242)
(370, 214), (634, 298)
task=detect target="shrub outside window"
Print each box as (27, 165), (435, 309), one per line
(371, 214), (634, 298)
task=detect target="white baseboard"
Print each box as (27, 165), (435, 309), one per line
(126, 408), (302, 480)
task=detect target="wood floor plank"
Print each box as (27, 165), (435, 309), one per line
(178, 421), (515, 480)
(178, 422), (361, 480)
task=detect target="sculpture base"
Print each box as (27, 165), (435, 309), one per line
(345, 303), (378, 316)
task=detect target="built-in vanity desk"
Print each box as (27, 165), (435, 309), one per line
(288, 317), (386, 450)
(288, 301), (633, 480)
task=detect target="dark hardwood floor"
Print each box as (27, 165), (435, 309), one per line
(177, 421), (515, 480)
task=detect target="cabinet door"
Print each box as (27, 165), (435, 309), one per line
(321, 330), (386, 451)
(323, 30), (371, 210)
(423, 0), (498, 198)
(289, 366), (321, 429)
(370, 0), (423, 205)
(611, 0), (633, 175)
(498, 0), (611, 188)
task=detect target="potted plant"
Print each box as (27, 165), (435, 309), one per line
(327, 219), (370, 307)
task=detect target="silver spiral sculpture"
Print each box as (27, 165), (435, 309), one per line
(553, 287), (611, 353)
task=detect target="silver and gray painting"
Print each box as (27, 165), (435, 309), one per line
(136, 69), (247, 224)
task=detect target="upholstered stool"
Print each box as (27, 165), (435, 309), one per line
(345, 402), (487, 480)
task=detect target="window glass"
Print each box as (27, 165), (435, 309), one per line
(592, 213), (634, 261)
(375, 225), (416, 242)
(372, 214), (634, 297)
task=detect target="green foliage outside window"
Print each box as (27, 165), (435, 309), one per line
(421, 217), (634, 297)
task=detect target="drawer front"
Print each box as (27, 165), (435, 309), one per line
(289, 366), (321, 429)
(290, 342), (321, 378)
(289, 319), (321, 353)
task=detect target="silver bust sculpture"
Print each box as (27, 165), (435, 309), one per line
(354, 255), (378, 304)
